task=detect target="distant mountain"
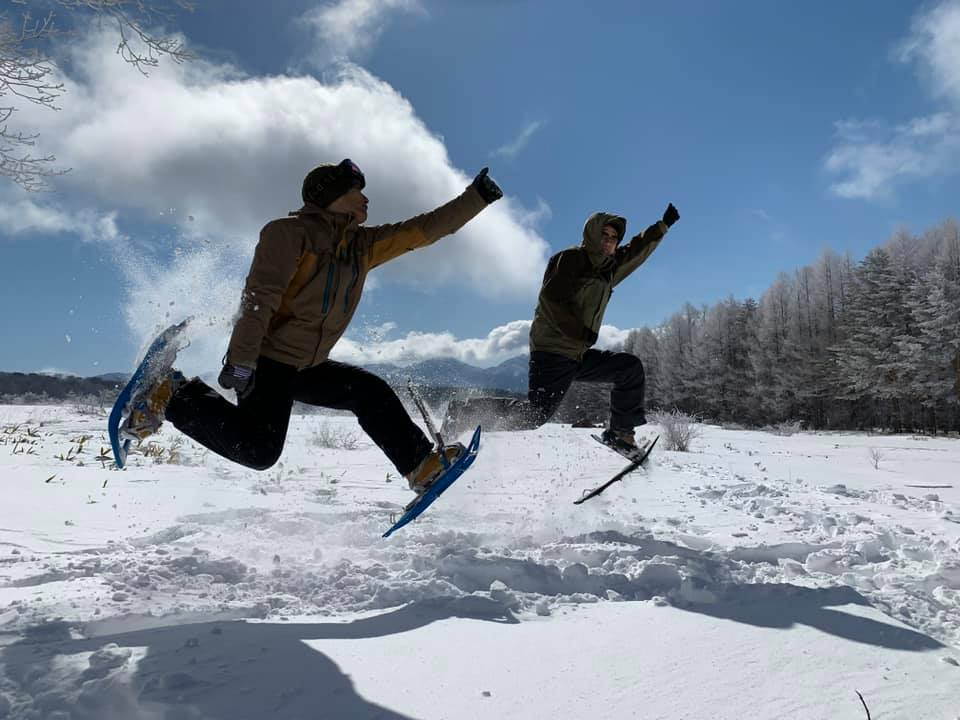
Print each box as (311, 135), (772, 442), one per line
(91, 372), (129, 382)
(0, 371), (121, 401)
(485, 355), (529, 393)
(361, 355), (528, 392)
(0, 355), (530, 403)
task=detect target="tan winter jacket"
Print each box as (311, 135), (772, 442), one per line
(226, 185), (488, 370)
(529, 212), (668, 361)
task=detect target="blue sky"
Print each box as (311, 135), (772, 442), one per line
(2, 0), (959, 376)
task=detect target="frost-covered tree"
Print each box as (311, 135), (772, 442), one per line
(625, 219), (960, 433)
(624, 326), (662, 409)
(655, 303), (703, 412)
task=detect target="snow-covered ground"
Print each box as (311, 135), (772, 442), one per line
(0, 404), (958, 719)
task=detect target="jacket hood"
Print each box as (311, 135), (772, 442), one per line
(290, 203), (358, 258)
(581, 212), (626, 269)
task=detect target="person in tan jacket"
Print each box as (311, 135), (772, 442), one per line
(131, 159), (503, 495)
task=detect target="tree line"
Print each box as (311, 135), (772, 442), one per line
(624, 219), (960, 433)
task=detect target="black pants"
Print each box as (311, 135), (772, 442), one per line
(166, 357), (433, 474)
(442, 349), (646, 435)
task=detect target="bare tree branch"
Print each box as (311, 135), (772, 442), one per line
(1, 0), (194, 191)
(0, 105), (69, 190)
(50, 0), (195, 72)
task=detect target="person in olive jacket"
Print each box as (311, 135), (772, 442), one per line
(443, 203), (679, 455)
(130, 159), (503, 495)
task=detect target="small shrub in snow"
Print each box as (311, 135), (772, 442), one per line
(135, 437), (191, 465)
(312, 422), (360, 450)
(760, 420), (802, 436)
(868, 447), (883, 470)
(72, 391), (112, 417)
(650, 409), (702, 452)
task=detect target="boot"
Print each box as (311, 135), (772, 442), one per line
(600, 427), (640, 456)
(124, 370), (187, 440)
(405, 444), (465, 494)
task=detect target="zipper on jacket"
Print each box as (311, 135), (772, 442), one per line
(320, 262), (337, 314)
(590, 286), (610, 330)
(343, 249), (361, 313)
(586, 267), (611, 333)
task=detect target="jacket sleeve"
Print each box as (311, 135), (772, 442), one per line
(364, 185), (488, 269)
(611, 220), (669, 286)
(539, 250), (589, 339)
(226, 220), (305, 368)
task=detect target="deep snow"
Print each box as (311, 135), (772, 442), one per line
(0, 405), (958, 719)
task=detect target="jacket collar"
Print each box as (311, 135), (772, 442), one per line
(289, 203), (359, 229)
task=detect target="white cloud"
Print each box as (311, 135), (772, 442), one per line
(826, 0), (960, 200)
(331, 320), (634, 367)
(596, 324), (632, 350)
(898, 0), (960, 103)
(299, 0), (425, 67)
(493, 120), (545, 160)
(0, 193), (120, 243)
(9, 28), (550, 356)
(334, 320), (532, 367)
(38, 368), (80, 377)
(516, 196), (553, 227)
(825, 115), (960, 199)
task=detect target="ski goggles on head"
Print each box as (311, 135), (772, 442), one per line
(338, 158), (365, 191)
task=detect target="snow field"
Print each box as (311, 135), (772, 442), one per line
(0, 405), (958, 719)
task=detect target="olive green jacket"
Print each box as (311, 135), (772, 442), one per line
(529, 211), (668, 360)
(226, 186), (488, 369)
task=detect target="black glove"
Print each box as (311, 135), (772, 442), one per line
(218, 363), (256, 400)
(472, 167), (503, 204)
(582, 327), (598, 345)
(663, 203), (680, 228)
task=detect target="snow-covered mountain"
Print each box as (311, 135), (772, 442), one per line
(1, 356), (530, 402)
(356, 354), (529, 392)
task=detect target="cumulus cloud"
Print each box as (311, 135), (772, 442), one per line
(826, 0), (960, 199)
(334, 319), (532, 367)
(596, 324), (632, 350)
(299, 0), (425, 66)
(9, 27), (551, 357)
(330, 319), (634, 367)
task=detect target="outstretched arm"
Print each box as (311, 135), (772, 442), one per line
(365, 168), (502, 269)
(612, 203), (679, 286)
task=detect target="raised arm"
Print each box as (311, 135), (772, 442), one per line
(365, 168), (502, 269)
(612, 203), (679, 286)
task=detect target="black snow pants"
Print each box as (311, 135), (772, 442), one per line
(166, 356), (433, 474)
(442, 349), (646, 436)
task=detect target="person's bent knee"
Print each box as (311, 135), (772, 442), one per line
(241, 445), (283, 471)
(624, 355), (645, 382)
